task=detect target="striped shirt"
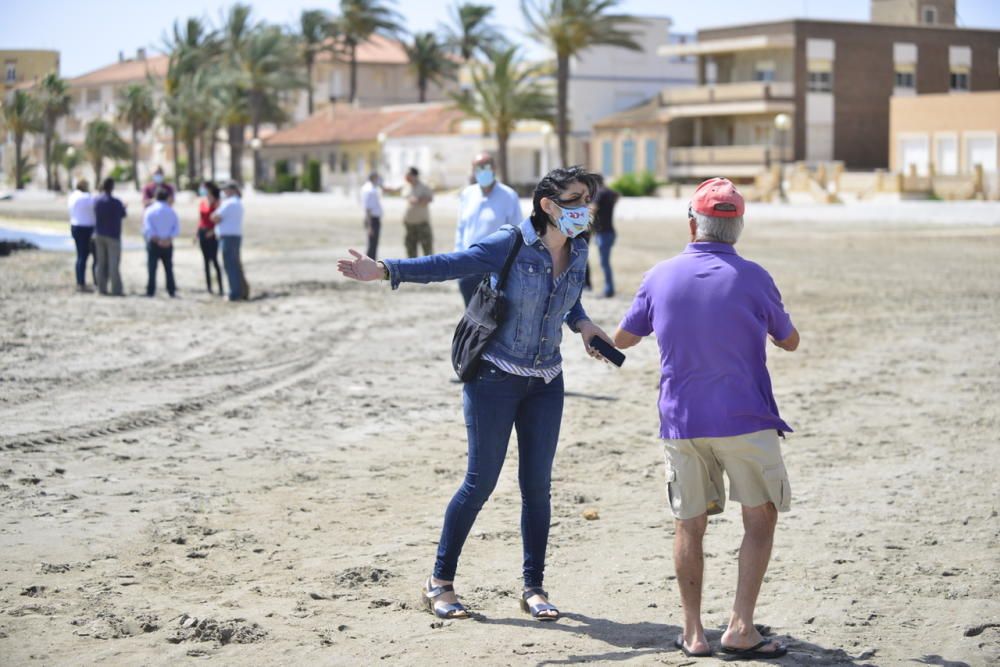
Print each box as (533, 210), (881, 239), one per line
(482, 353), (562, 383)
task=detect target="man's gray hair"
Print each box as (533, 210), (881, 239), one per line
(691, 210), (744, 244)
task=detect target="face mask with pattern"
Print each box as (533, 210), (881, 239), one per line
(552, 202), (591, 238)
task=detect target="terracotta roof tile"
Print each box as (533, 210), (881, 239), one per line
(263, 103), (468, 147)
(316, 33), (409, 65)
(68, 55), (169, 87)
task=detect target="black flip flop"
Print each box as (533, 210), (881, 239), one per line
(720, 639), (788, 659)
(675, 635), (713, 658)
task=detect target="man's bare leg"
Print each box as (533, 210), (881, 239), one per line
(720, 502), (782, 652)
(674, 513), (710, 654)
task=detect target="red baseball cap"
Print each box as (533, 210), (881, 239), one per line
(690, 178), (745, 218)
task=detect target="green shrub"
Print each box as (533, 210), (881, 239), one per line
(276, 173), (298, 193)
(302, 159), (321, 192)
(610, 171), (659, 197)
(108, 164), (133, 183)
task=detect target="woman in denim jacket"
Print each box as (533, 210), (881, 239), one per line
(338, 166), (614, 621)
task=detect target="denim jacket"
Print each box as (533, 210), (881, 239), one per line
(384, 218), (590, 370)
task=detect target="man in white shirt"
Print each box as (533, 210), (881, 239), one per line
(68, 180), (97, 292)
(360, 172), (383, 260)
(211, 181), (248, 301)
(455, 153), (522, 305)
(142, 186), (180, 297)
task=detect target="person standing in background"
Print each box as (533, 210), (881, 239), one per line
(142, 186), (179, 297)
(93, 178), (126, 296)
(68, 179), (96, 293)
(196, 181), (224, 296)
(454, 153), (521, 305)
(142, 166), (175, 208)
(211, 180), (248, 302)
(592, 177), (620, 298)
(402, 167), (434, 258)
(360, 172), (383, 260)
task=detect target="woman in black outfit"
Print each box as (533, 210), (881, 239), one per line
(196, 181), (224, 295)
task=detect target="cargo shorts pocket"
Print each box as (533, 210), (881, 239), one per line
(664, 466), (680, 515)
(763, 465), (791, 512)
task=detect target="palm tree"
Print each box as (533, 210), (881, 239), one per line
(37, 73), (72, 191)
(442, 3), (506, 61)
(522, 0), (641, 165)
(237, 25), (304, 187)
(404, 32), (458, 103)
(299, 9), (335, 114)
(49, 138), (72, 191)
(217, 3), (259, 184)
(1, 90), (42, 189)
(163, 15), (219, 187)
(118, 83), (156, 191)
(336, 0), (405, 103)
(451, 46), (555, 183)
(83, 120), (129, 185)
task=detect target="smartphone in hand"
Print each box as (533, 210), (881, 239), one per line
(589, 336), (626, 367)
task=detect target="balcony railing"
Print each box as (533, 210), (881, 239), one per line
(660, 81), (794, 106)
(669, 144), (793, 166)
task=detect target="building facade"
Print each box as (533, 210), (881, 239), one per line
(890, 90), (1000, 177)
(593, 2), (1000, 181)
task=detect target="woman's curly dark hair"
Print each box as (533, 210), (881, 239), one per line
(529, 165), (600, 237)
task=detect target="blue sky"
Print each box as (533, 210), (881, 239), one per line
(3, 0), (1000, 78)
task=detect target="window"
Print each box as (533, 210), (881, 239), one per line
(644, 139), (657, 173)
(601, 140), (613, 175)
(895, 69), (915, 89)
(808, 70), (832, 92)
(340, 152), (349, 173)
(328, 151), (338, 172)
(5, 62), (16, 83)
(807, 58), (833, 92)
(622, 139), (636, 174)
(950, 70), (969, 91)
(922, 6), (937, 24)
(753, 60), (776, 83)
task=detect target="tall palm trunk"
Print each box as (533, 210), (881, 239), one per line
(171, 126), (181, 190)
(556, 53), (570, 167)
(209, 131), (218, 181)
(53, 160), (62, 191)
(306, 59), (315, 114)
(94, 159), (104, 186)
(349, 42), (358, 103)
(43, 123), (53, 190)
(228, 123), (245, 185)
(186, 135), (197, 189)
(419, 76), (427, 104)
(250, 92), (263, 188)
(131, 124), (141, 191)
(497, 130), (510, 184)
(14, 137), (24, 190)
(197, 131), (205, 182)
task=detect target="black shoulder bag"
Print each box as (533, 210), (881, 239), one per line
(451, 227), (523, 382)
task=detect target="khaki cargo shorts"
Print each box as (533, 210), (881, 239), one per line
(662, 429), (791, 520)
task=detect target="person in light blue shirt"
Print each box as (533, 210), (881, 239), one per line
(211, 181), (248, 301)
(142, 187), (179, 297)
(454, 153), (522, 305)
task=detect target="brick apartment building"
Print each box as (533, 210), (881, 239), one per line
(592, 0), (1000, 180)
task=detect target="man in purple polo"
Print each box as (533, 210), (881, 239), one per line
(614, 177), (798, 660)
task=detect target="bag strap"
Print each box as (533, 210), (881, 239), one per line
(495, 227), (523, 291)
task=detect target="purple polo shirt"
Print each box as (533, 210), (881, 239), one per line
(620, 242), (794, 439)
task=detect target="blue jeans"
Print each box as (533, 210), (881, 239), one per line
(71, 225), (94, 286)
(220, 235), (243, 301)
(435, 362), (564, 587)
(595, 231), (616, 297)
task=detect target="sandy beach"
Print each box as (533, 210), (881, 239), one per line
(1, 193), (998, 666)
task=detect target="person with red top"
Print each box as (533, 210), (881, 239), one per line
(196, 181), (224, 295)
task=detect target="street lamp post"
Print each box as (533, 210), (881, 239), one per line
(773, 113), (791, 202)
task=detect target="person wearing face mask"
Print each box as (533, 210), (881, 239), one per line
(142, 166), (175, 208)
(454, 152), (522, 305)
(195, 181), (224, 296)
(337, 165), (615, 623)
